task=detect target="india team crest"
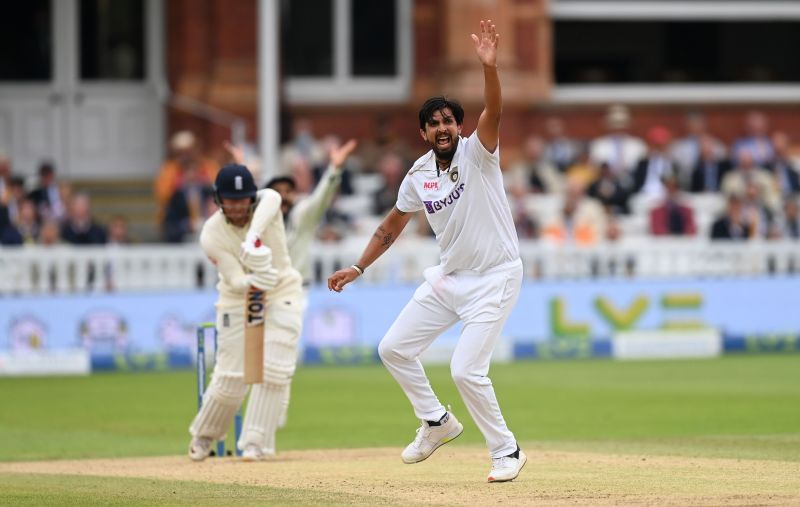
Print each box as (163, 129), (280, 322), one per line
(450, 170), (459, 182)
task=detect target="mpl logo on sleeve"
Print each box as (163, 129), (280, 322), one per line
(423, 181), (439, 190)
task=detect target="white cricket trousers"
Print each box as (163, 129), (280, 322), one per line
(378, 258), (523, 458)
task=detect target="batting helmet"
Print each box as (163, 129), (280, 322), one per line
(214, 164), (257, 203)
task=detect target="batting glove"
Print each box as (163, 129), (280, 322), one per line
(248, 267), (279, 291)
(240, 241), (273, 272)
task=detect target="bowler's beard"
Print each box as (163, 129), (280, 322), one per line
(431, 136), (459, 163)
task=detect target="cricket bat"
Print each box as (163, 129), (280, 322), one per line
(244, 286), (266, 384)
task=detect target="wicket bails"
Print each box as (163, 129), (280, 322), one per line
(196, 322), (243, 457)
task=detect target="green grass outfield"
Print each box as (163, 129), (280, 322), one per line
(0, 354), (797, 463)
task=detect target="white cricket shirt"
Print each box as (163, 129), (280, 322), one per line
(396, 131), (519, 274)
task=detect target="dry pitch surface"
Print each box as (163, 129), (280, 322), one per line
(1, 445), (798, 506)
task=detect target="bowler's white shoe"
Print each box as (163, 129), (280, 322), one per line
(401, 412), (463, 464)
(241, 444), (267, 462)
(487, 449), (527, 483)
(188, 436), (213, 462)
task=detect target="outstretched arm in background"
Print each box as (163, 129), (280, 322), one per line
(327, 206), (413, 292)
(293, 139), (358, 232)
(472, 19), (502, 154)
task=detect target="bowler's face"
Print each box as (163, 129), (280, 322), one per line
(420, 108), (461, 160)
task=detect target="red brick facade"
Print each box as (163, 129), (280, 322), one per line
(167, 0), (800, 164)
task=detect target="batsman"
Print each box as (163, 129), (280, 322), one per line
(188, 163), (303, 461)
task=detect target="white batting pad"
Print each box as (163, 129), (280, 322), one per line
(189, 373), (247, 440)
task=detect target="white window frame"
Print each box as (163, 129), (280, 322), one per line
(284, 0), (412, 104)
(550, 1), (800, 104)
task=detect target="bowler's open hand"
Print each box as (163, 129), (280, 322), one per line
(471, 19), (499, 67)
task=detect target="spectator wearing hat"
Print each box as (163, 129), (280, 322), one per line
(589, 104), (647, 175)
(631, 126), (678, 200)
(154, 131), (218, 224)
(649, 173), (696, 236)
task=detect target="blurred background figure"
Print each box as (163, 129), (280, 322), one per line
(768, 131), (800, 198)
(155, 131), (217, 227)
(280, 118), (324, 176)
(27, 162), (66, 222)
(60, 193), (107, 245)
(541, 181), (606, 246)
(1, 198), (39, 245)
(508, 135), (564, 194)
(689, 135), (732, 193)
(670, 112), (726, 183)
(372, 152), (405, 215)
(590, 104), (646, 176)
(732, 111), (774, 167)
(721, 148), (780, 215)
(162, 164), (215, 243)
(649, 173), (697, 237)
(543, 117), (582, 173)
(632, 126), (677, 201)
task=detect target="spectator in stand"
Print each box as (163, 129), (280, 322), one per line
(154, 131), (218, 224)
(0, 155), (11, 205)
(669, 112), (726, 183)
(689, 135), (732, 193)
(38, 219), (62, 246)
(777, 197), (800, 239)
(0, 176), (26, 231)
(541, 181), (606, 246)
(507, 185), (539, 240)
(564, 149), (599, 190)
(589, 104), (646, 176)
(108, 216), (131, 245)
(27, 162), (66, 222)
(649, 172), (697, 236)
(162, 164), (215, 243)
(60, 193), (107, 245)
(586, 162), (630, 215)
(355, 115), (413, 173)
(768, 131), (800, 197)
(1, 198), (39, 245)
(543, 117), (582, 173)
(280, 118), (325, 176)
(631, 126), (677, 201)
(372, 152), (405, 215)
(732, 111), (774, 167)
(507, 135), (564, 194)
(740, 181), (778, 239)
(721, 148), (781, 215)
(711, 196), (750, 241)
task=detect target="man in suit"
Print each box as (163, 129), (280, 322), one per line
(768, 131), (800, 197)
(690, 135), (732, 193)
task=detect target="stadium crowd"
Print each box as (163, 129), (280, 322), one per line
(2, 106), (799, 247)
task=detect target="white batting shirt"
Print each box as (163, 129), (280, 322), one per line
(396, 131), (519, 274)
(200, 189), (301, 308)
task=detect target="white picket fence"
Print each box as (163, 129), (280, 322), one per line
(1, 238), (799, 295)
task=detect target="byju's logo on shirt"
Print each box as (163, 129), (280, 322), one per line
(423, 181), (439, 190)
(423, 183), (465, 214)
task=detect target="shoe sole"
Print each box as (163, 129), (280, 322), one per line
(487, 452), (528, 483)
(402, 423), (464, 464)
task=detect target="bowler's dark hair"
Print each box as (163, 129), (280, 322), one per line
(265, 176), (296, 191)
(418, 96), (464, 130)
